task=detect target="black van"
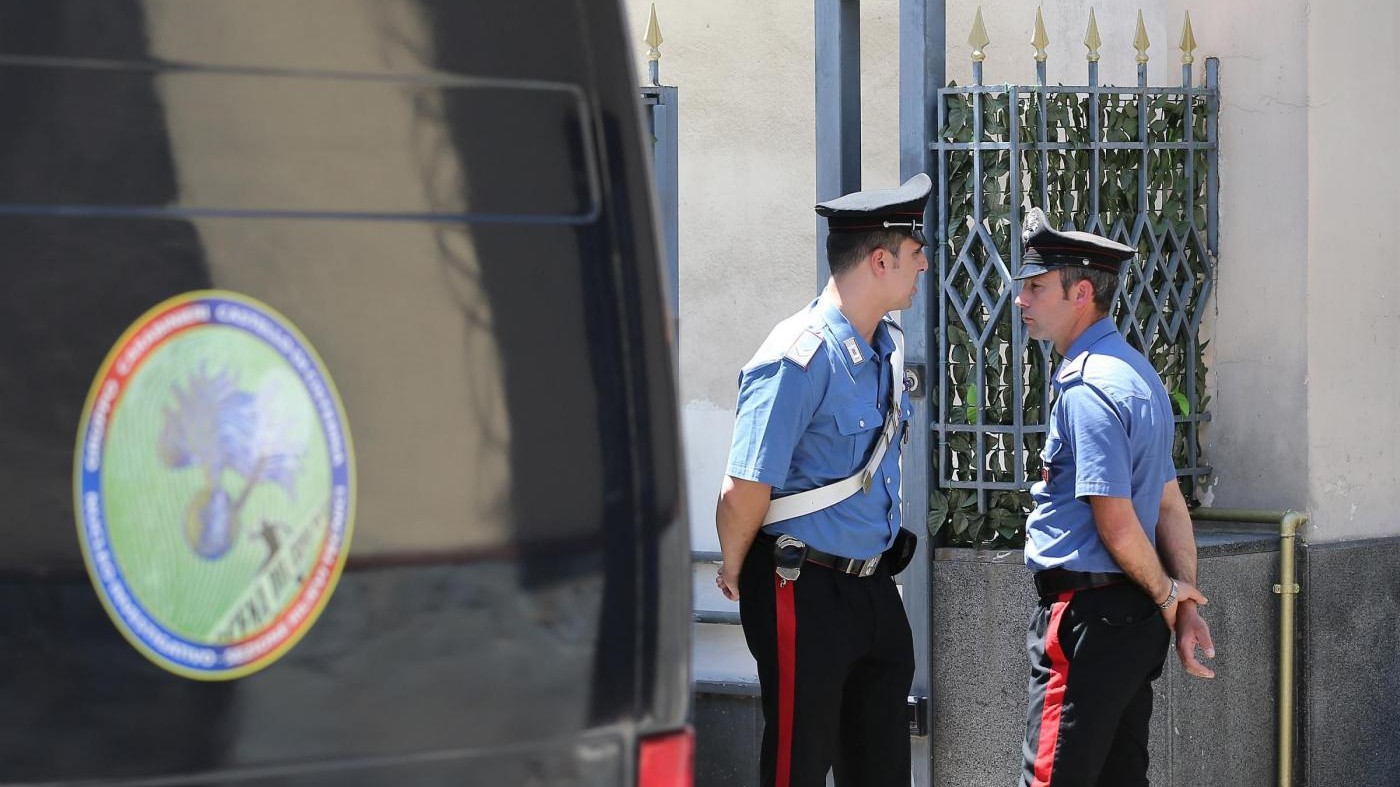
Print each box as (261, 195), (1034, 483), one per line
(0, 1), (690, 784)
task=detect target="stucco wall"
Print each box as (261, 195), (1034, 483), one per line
(1165, 0), (1312, 517)
(624, 1), (1204, 550)
(622, 0), (901, 550)
(1304, 0), (1400, 540)
(624, 1), (1392, 544)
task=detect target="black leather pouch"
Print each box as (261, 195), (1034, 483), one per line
(883, 527), (918, 576)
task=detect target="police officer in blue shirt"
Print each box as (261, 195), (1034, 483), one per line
(1012, 208), (1217, 787)
(715, 174), (929, 787)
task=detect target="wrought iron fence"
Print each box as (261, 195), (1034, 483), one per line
(930, 10), (1218, 545)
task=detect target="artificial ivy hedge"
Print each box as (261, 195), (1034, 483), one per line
(931, 86), (1211, 547)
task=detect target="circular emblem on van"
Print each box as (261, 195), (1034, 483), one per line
(74, 291), (355, 680)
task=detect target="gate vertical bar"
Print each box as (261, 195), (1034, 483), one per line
(899, 0), (944, 779)
(1008, 84), (1023, 490)
(1087, 11), (1102, 223)
(1206, 57), (1220, 256)
(1181, 14), (1200, 482)
(815, 0), (862, 290)
(968, 19), (987, 515)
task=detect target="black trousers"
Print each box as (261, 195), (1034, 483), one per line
(737, 542), (914, 787)
(1021, 582), (1171, 787)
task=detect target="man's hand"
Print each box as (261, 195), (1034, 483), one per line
(1158, 577), (1208, 633)
(716, 563), (741, 601)
(1172, 601), (1217, 678)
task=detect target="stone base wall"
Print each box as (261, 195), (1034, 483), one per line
(690, 532), (1400, 786)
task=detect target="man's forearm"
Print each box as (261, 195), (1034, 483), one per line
(1089, 496), (1173, 603)
(717, 502), (763, 569)
(1155, 482), (1198, 586)
(715, 476), (772, 569)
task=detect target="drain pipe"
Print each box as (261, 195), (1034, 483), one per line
(1189, 508), (1308, 787)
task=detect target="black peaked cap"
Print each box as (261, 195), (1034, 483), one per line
(1015, 206), (1135, 280)
(815, 173), (932, 244)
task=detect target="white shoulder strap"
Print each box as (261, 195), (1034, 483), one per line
(762, 324), (904, 526)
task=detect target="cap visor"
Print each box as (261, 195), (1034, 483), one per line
(1013, 262), (1053, 280)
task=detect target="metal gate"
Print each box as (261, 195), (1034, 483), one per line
(930, 12), (1219, 545)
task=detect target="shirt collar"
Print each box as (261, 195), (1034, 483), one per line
(813, 296), (890, 371)
(1063, 316), (1119, 362)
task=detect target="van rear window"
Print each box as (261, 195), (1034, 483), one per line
(0, 61), (598, 221)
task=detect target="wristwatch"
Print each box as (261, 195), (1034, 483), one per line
(1157, 578), (1179, 610)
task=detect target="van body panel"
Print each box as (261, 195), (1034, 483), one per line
(0, 0), (687, 782)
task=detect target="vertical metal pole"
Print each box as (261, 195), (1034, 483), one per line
(1036, 60), (1049, 212)
(1136, 62), (1149, 246)
(1206, 58), (1220, 257)
(1088, 61), (1100, 225)
(655, 88), (681, 338)
(899, 0), (943, 784)
(815, 0), (862, 291)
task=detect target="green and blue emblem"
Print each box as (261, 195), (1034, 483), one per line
(74, 291), (355, 680)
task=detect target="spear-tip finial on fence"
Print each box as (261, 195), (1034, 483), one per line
(1084, 7), (1102, 63)
(644, 3), (663, 85)
(969, 7), (990, 63)
(1031, 7), (1049, 63)
(1180, 11), (1197, 65)
(1134, 10), (1151, 65)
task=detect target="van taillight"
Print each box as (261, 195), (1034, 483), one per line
(638, 728), (694, 787)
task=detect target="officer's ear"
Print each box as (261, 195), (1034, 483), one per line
(1073, 278), (1094, 307)
(869, 247), (888, 272)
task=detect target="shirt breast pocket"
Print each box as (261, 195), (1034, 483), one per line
(834, 404), (883, 468)
(1041, 431), (1069, 487)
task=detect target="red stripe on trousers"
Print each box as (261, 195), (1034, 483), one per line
(775, 576), (797, 787)
(1031, 591), (1075, 787)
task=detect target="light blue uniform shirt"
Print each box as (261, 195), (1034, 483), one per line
(726, 297), (912, 559)
(1025, 317), (1177, 573)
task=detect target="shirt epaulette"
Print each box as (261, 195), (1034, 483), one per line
(783, 328), (825, 369)
(1057, 353), (1090, 386)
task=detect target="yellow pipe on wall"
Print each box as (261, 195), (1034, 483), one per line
(1189, 507), (1307, 787)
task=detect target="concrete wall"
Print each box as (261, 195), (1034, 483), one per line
(929, 540), (1281, 787)
(1301, 539), (1400, 786)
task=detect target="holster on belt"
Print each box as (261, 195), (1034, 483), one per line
(772, 534), (808, 582)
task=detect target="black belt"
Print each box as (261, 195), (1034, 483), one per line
(1034, 568), (1126, 598)
(757, 533), (883, 577)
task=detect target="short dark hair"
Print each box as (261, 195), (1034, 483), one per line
(826, 229), (910, 277)
(1057, 266), (1120, 314)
